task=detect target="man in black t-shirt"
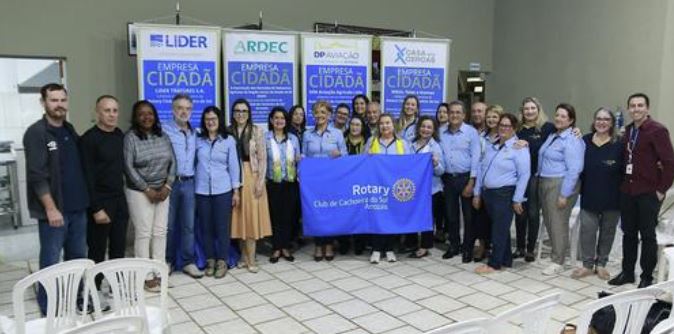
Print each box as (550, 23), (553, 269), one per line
(80, 96), (128, 271)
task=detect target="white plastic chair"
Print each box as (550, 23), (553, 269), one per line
(425, 318), (491, 334)
(652, 318), (674, 334)
(60, 315), (144, 334)
(0, 259), (95, 334)
(575, 287), (665, 334)
(489, 293), (561, 334)
(84, 258), (169, 334)
(658, 246), (674, 284)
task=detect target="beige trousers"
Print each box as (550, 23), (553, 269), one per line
(539, 177), (579, 265)
(125, 188), (169, 262)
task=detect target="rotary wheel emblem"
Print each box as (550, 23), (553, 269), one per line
(392, 178), (415, 202)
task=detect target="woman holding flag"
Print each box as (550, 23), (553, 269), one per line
(265, 107), (301, 263)
(364, 113), (413, 264)
(303, 100), (347, 261)
(409, 115), (445, 259)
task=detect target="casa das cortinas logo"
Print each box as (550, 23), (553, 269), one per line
(393, 44), (436, 65)
(149, 34), (208, 49)
(392, 178), (415, 202)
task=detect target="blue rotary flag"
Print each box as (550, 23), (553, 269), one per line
(299, 153), (433, 236)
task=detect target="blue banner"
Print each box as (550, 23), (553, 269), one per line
(299, 154), (433, 236)
(142, 59), (216, 126)
(227, 61), (294, 124)
(304, 64), (368, 126)
(383, 66), (444, 116)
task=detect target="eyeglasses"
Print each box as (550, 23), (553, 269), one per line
(233, 109), (249, 114)
(595, 117), (612, 122)
(498, 124), (513, 129)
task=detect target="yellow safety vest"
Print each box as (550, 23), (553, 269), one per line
(369, 137), (405, 154)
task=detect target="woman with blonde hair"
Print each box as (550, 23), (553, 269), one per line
(396, 95), (420, 141)
(514, 97), (555, 262)
(229, 98), (272, 273)
(303, 100), (347, 261)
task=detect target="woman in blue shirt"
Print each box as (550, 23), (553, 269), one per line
(473, 113), (530, 274)
(538, 103), (585, 276)
(195, 106), (240, 278)
(572, 108), (623, 280)
(395, 95), (420, 142)
(364, 113), (413, 264)
(303, 100), (347, 261)
(472, 105), (503, 261)
(265, 107), (301, 263)
(408, 116), (445, 258)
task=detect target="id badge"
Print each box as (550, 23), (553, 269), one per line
(626, 164), (633, 175)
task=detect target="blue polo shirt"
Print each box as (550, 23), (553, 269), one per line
(163, 120), (196, 177)
(538, 128), (585, 197)
(195, 135), (241, 195)
(439, 123), (481, 177)
(302, 127), (347, 158)
(474, 136), (531, 203)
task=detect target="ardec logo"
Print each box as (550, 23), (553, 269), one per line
(234, 40), (288, 54)
(149, 34), (208, 48)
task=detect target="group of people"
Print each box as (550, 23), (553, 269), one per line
(24, 82), (674, 315)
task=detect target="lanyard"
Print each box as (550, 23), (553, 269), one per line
(414, 141), (430, 153)
(627, 127), (639, 163)
(481, 143), (505, 188)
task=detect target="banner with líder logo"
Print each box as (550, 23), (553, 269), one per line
(136, 24), (221, 126)
(223, 30), (298, 124)
(301, 33), (372, 126)
(299, 154), (433, 236)
(380, 37), (451, 116)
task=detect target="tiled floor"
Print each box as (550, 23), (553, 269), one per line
(0, 240), (640, 334)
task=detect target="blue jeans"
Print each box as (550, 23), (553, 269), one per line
(483, 187), (515, 269)
(167, 178), (196, 267)
(37, 210), (87, 315)
(197, 192), (232, 261)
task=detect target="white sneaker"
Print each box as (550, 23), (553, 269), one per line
(370, 251), (381, 264)
(386, 251), (397, 263)
(542, 263), (564, 276)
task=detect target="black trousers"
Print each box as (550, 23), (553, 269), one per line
(372, 234), (395, 252)
(515, 177), (541, 252)
(87, 196), (128, 287)
(267, 181), (299, 251)
(621, 192), (661, 280)
(433, 191), (447, 234)
(473, 205), (491, 243)
(337, 235), (368, 252)
(442, 173), (473, 251)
